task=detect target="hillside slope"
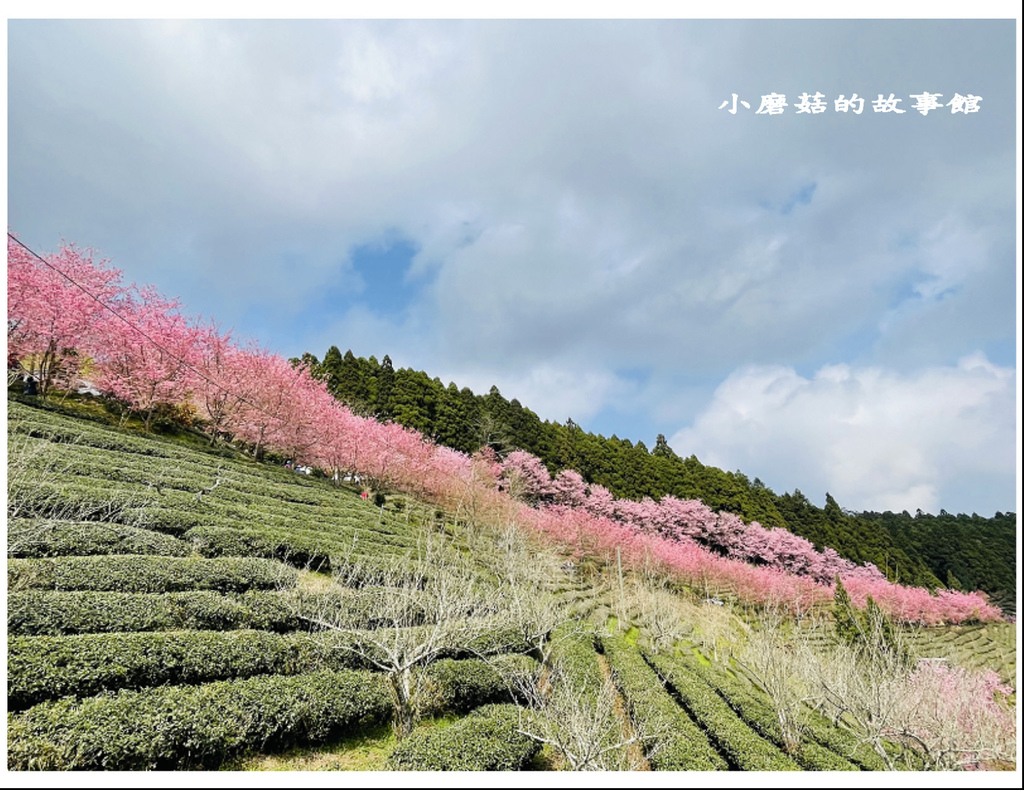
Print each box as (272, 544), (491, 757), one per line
(6, 396), (1016, 771)
(305, 347), (1015, 607)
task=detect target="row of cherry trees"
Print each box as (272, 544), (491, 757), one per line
(513, 493), (1001, 625)
(7, 236), (1003, 624)
(499, 449), (887, 586)
(6, 236), (483, 496)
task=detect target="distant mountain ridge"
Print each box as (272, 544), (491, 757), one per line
(299, 347), (1016, 614)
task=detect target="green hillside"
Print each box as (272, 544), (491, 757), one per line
(302, 347), (1015, 608)
(6, 396), (1016, 771)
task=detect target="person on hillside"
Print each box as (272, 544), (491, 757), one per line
(23, 376), (38, 397)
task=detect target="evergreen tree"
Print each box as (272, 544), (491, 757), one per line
(834, 578), (908, 665)
(652, 433), (676, 459)
(824, 492), (844, 523)
(376, 355), (395, 419)
(478, 386), (513, 452)
(833, 577), (862, 648)
(288, 352), (321, 376)
(434, 382), (475, 453)
(863, 596), (904, 662)
(554, 419), (581, 471)
(329, 350), (374, 414)
(320, 345), (345, 393)
(389, 369), (437, 436)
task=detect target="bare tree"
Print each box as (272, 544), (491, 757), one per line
(294, 532), (529, 739)
(816, 630), (1017, 771)
(485, 518), (569, 663)
(447, 451), (508, 548)
(733, 608), (821, 753)
(721, 598), (1018, 772)
(616, 562), (740, 655)
(814, 627), (920, 770)
(885, 659), (1016, 771)
(474, 411), (512, 453)
(505, 654), (658, 771)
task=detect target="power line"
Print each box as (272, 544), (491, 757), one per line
(7, 233), (308, 433)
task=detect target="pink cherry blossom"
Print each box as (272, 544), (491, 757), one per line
(9, 232), (1005, 626)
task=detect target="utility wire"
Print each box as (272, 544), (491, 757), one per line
(7, 233), (308, 430)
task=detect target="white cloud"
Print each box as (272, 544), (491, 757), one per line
(440, 362), (634, 428)
(10, 22), (1014, 373)
(670, 354), (1016, 515)
(8, 20), (1017, 514)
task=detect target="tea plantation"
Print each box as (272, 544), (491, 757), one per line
(6, 397), (1015, 771)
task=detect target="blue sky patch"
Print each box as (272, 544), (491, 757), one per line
(780, 182), (817, 215)
(349, 236), (422, 317)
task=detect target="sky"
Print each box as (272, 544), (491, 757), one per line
(6, 8), (1020, 518)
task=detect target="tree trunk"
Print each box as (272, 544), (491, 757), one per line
(39, 343), (58, 399)
(391, 668), (416, 740)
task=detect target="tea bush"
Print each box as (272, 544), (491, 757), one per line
(548, 624), (604, 697)
(8, 555), (297, 593)
(647, 652), (801, 771)
(7, 590), (301, 636)
(386, 704), (540, 771)
(671, 651), (859, 770)
(423, 655), (539, 714)
(599, 633), (726, 770)
(8, 519), (192, 558)
(7, 630), (374, 709)
(8, 669), (392, 770)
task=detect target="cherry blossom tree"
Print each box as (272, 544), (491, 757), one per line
(7, 236), (126, 397)
(91, 285), (202, 429)
(227, 350), (310, 460)
(499, 450), (555, 504)
(309, 402), (364, 483)
(266, 362), (337, 465)
(551, 468), (588, 508)
(897, 661), (1015, 770)
(189, 323), (255, 445)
